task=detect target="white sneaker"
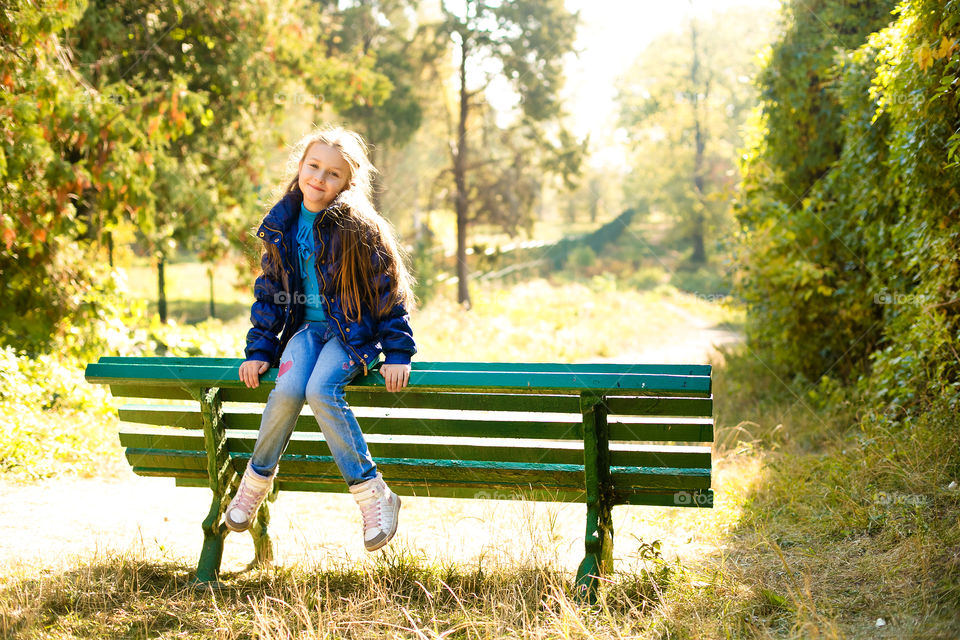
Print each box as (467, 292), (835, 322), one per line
(349, 472), (401, 551)
(224, 463), (275, 532)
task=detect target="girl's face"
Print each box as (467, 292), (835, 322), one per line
(298, 143), (351, 212)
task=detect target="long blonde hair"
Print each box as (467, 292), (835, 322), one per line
(260, 126), (415, 321)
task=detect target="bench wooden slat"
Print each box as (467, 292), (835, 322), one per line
(339, 390), (585, 413)
(119, 406), (584, 439)
(86, 362), (711, 396)
(96, 356), (711, 377)
(620, 488), (714, 508)
(608, 419), (713, 443)
(223, 389), (589, 411)
(119, 430), (711, 469)
(108, 386), (712, 419)
(169, 476), (713, 508)
(605, 396), (712, 416)
(126, 449), (710, 492)
(109, 384), (197, 400)
(118, 405), (713, 442)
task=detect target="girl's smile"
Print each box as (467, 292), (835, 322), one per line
(299, 143), (351, 212)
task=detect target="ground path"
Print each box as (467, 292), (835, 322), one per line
(0, 310), (741, 580)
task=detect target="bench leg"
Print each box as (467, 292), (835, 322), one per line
(196, 491), (229, 583)
(576, 392), (614, 602)
(575, 498), (614, 600)
(247, 494), (275, 570)
(192, 386), (232, 584)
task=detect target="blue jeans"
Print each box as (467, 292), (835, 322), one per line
(249, 321), (377, 486)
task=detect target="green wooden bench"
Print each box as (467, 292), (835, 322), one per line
(84, 356), (714, 596)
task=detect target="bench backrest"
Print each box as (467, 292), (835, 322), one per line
(85, 357), (714, 508)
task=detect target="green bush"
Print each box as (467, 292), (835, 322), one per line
(735, 0), (960, 408)
(566, 245), (597, 271)
(0, 346), (118, 479)
(669, 267), (730, 297)
(627, 266), (668, 290)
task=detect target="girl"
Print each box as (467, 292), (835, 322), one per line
(228, 127), (416, 552)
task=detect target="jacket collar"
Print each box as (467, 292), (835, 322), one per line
(259, 189), (301, 235)
(258, 187), (348, 237)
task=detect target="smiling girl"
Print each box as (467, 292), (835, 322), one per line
(228, 127), (416, 552)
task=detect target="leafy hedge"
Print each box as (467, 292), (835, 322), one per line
(736, 0), (960, 412)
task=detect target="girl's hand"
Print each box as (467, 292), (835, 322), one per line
(239, 360), (270, 389)
(380, 363), (411, 392)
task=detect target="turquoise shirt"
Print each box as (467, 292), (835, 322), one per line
(296, 203), (327, 322)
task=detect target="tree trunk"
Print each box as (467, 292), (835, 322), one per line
(690, 18), (707, 265)
(158, 252), (167, 323)
(208, 264), (216, 319)
(454, 32), (471, 307)
(106, 231), (114, 268)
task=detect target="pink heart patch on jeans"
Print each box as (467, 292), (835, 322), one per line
(278, 360), (293, 378)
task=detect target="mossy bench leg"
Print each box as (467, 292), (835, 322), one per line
(247, 486), (277, 570)
(191, 387), (238, 583)
(575, 393), (614, 602)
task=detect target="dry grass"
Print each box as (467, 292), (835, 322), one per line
(0, 550), (677, 639)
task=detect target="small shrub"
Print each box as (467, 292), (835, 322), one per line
(670, 266), (731, 296)
(566, 245), (597, 271)
(628, 267), (668, 290)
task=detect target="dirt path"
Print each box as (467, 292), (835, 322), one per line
(589, 300), (740, 365)
(1, 312), (741, 579)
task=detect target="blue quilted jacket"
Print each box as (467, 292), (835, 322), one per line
(244, 188), (416, 374)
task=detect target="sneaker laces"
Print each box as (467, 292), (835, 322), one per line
(357, 485), (383, 531)
(231, 473), (270, 519)
(233, 482), (260, 516)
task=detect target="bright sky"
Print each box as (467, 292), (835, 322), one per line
(563, 0), (781, 167)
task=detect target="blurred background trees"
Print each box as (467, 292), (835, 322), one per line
(1, 0), (392, 349)
(440, 0), (582, 305)
(3, 0), (959, 424)
(616, 7), (773, 267)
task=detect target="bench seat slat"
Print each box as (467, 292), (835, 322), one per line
(95, 356), (711, 377)
(228, 415), (587, 440)
(619, 488), (714, 508)
(221, 390), (586, 411)
(110, 384), (197, 401)
(87, 363), (711, 396)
